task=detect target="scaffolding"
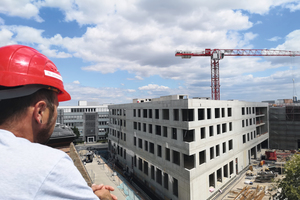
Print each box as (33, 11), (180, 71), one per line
(269, 104), (300, 150)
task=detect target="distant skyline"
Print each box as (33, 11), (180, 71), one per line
(1, 0), (300, 105)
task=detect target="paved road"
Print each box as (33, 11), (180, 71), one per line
(85, 156), (126, 200)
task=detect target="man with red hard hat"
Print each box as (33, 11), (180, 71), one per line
(0, 45), (117, 200)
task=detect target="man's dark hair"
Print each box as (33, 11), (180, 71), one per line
(0, 89), (56, 125)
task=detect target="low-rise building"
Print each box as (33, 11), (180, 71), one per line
(108, 95), (269, 200)
(57, 101), (110, 142)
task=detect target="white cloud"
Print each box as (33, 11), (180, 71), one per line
(0, 27), (14, 46)
(276, 30), (300, 51)
(268, 36), (282, 41)
(127, 76), (144, 81)
(139, 84), (170, 91)
(285, 2), (300, 12)
(127, 89), (136, 93)
(35, 0), (295, 27)
(64, 83), (138, 104)
(81, 63), (119, 74)
(73, 80), (80, 84)
(0, 0), (43, 22)
(0, 25), (72, 58)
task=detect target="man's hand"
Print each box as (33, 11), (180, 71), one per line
(92, 184), (118, 200)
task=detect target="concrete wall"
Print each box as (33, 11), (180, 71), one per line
(69, 143), (93, 187)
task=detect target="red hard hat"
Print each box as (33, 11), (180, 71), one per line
(0, 45), (71, 102)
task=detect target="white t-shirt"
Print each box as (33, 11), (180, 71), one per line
(0, 129), (99, 200)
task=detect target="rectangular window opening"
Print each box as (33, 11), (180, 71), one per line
(183, 129), (195, 142)
(216, 145), (220, 157)
(198, 108), (205, 120)
(228, 108), (232, 117)
(156, 168), (162, 185)
(155, 109), (159, 119)
(199, 150), (206, 165)
(210, 147), (214, 160)
(173, 150), (180, 166)
(207, 108), (211, 119)
(157, 145), (162, 157)
(182, 109), (194, 121)
(184, 154), (195, 170)
(173, 109), (179, 121)
(164, 173), (169, 190)
(223, 142), (226, 153)
(163, 109), (169, 120)
(215, 108), (220, 118)
(163, 126), (168, 137)
(156, 125), (161, 136)
(209, 126), (214, 137)
(166, 148), (170, 161)
(172, 128), (177, 140)
(222, 123), (226, 133)
(201, 127), (206, 139)
(173, 178), (178, 197)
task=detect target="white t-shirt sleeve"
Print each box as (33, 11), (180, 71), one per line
(34, 155), (99, 200)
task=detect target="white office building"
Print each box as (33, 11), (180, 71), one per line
(57, 101), (110, 142)
(108, 95), (269, 200)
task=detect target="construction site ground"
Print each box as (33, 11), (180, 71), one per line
(216, 166), (284, 200)
(215, 148), (289, 200)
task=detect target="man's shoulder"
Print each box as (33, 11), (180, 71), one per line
(0, 129), (69, 164)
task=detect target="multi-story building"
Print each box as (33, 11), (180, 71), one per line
(269, 103), (300, 150)
(108, 95), (269, 200)
(57, 101), (110, 142)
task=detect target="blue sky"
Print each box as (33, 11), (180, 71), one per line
(1, 0), (300, 105)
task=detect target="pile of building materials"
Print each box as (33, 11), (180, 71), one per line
(229, 185), (266, 200)
(255, 170), (276, 183)
(276, 150), (292, 162)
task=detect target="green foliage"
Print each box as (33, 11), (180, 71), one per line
(71, 126), (80, 139)
(274, 154), (300, 200)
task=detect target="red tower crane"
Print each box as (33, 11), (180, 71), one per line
(175, 49), (300, 100)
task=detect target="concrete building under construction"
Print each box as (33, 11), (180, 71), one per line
(269, 102), (300, 150)
(108, 95), (269, 200)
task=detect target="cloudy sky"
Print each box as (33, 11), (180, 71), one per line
(1, 0), (300, 105)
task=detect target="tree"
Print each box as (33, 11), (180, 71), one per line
(274, 154), (300, 200)
(71, 126), (80, 140)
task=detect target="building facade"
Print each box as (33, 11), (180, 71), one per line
(108, 95), (269, 200)
(57, 101), (110, 142)
(269, 103), (300, 150)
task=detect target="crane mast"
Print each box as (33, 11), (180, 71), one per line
(175, 49), (300, 100)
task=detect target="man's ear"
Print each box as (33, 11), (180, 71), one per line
(33, 101), (47, 124)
